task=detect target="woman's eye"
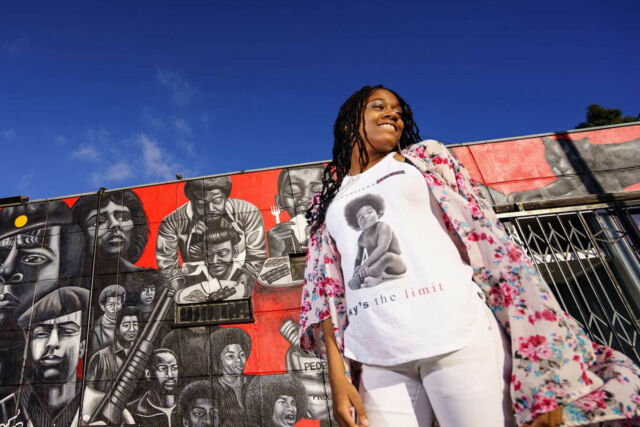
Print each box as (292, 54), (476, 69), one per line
(21, 254), (49, 265)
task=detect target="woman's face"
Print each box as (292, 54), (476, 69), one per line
(271, 395), (297, 427)
(359, 89), (405, 158)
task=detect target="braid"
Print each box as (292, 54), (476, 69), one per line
(307, 85), (422, 235)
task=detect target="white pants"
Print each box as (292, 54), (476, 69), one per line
(358, 303), (515, 427)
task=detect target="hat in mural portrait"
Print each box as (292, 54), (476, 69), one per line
(0, 200), (72, 239)
(17, 286), (89, 329)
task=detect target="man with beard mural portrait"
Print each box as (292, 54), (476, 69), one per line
(210, 327), (253, 427)
(246, 374), (308, 427)
(178, 380), (218, 427)
(85, 306), (140, 392)
(127, 348), (179, 427)
(71, 190), (149, 276)
(156, 177), (266, 296)
(0, 201), (83, 392)
(0, 286), (88, 427)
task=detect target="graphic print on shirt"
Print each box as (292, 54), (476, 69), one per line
(343, 193), (407, 290)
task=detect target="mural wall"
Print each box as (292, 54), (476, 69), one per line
(0, 123), (638, 427)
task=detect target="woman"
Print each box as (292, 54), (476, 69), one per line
(246, 374), (308, 427)
(299, 85), (640, 427)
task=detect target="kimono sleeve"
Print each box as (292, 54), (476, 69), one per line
(412, 139), (499, 225)
(298, 221), (348, 360)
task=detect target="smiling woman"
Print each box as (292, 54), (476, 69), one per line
(299, 85), (640, 427)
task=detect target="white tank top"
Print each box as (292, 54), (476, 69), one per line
(326, 152), (484, 365)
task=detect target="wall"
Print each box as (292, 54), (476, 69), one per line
(0, 123), (638, 427)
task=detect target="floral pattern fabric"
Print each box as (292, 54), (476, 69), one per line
(299, 139), (640, 426)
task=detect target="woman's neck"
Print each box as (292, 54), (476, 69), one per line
(349, 150), (404, 176)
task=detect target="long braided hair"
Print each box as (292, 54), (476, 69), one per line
(307, 85), (422, 235)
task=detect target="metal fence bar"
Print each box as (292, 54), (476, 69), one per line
(501, 201), (640, 364)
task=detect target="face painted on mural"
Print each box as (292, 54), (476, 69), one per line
(139, 285), (156, 306)
(205, 240), (235, 279)
(185, 397), (218, 427)
(276, 168), (324, 218)
(360, 89), (404, 157)
(220, 343), (247, 376)
(271, 395), (297, 427)
(83, 200), (134, 257)
(101, 295), (123, 319)
(356, 205), (379, 230)
(148, 351), (178, 395)
(194, 189), (227, 221)
(30, 311), (84, 383)
(117, 315), (139, 344)
(0, 228), (61, 324)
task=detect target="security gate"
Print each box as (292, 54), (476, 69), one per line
(498, 197), (640, 364)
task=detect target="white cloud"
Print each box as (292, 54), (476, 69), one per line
(85, 127), (110, 144)
(103, 161), (133, 181)
(156, 69), (194, 107)
(17, 171), (35, 195)
(174, 118), (192, 136)
(179, 140), (196, 155)
(90, 161), (133, 186)
(3, 36), (28, 54)
(142, 109), (164, 129)
(3, 128), (17, 141)
(55, 135), (67, 145)
(71, 144), (100, 161)
(138, 134), (184, 180)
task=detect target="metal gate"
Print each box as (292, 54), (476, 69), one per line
(498, 198), (640, 364)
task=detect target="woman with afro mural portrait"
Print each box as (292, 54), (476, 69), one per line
(246, 374), (308, 427)
(299, 85), (640, 427)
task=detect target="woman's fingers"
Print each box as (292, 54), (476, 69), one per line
(549, 407), (563, 426)
(336, 404), (357, 427)
(524, 407), (563, 427)
(351, 391), (369, 426)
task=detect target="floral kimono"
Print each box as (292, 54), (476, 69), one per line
(299, 139), (640, 426)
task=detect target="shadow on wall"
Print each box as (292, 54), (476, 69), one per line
(483, 136), (640, 204)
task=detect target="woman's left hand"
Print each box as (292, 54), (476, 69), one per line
(524, 407), (562, 427)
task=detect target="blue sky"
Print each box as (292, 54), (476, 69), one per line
(1, 0), (638, 200)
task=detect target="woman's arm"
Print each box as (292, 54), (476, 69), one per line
(322, 318), (368, 427)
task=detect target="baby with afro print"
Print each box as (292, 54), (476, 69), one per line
(344, 193), (406, 289)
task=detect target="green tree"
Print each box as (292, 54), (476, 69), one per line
(576, 104), (639, 129)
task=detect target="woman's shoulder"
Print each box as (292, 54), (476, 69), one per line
(403, 139), (449, 157)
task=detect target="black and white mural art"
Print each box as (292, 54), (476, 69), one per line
(0, 125), (638, 426)
(0, 165), (332, 427)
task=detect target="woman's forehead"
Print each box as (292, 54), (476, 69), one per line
(367, 88), (399, 104)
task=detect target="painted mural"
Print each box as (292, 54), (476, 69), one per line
(0, 123), (638, 427)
